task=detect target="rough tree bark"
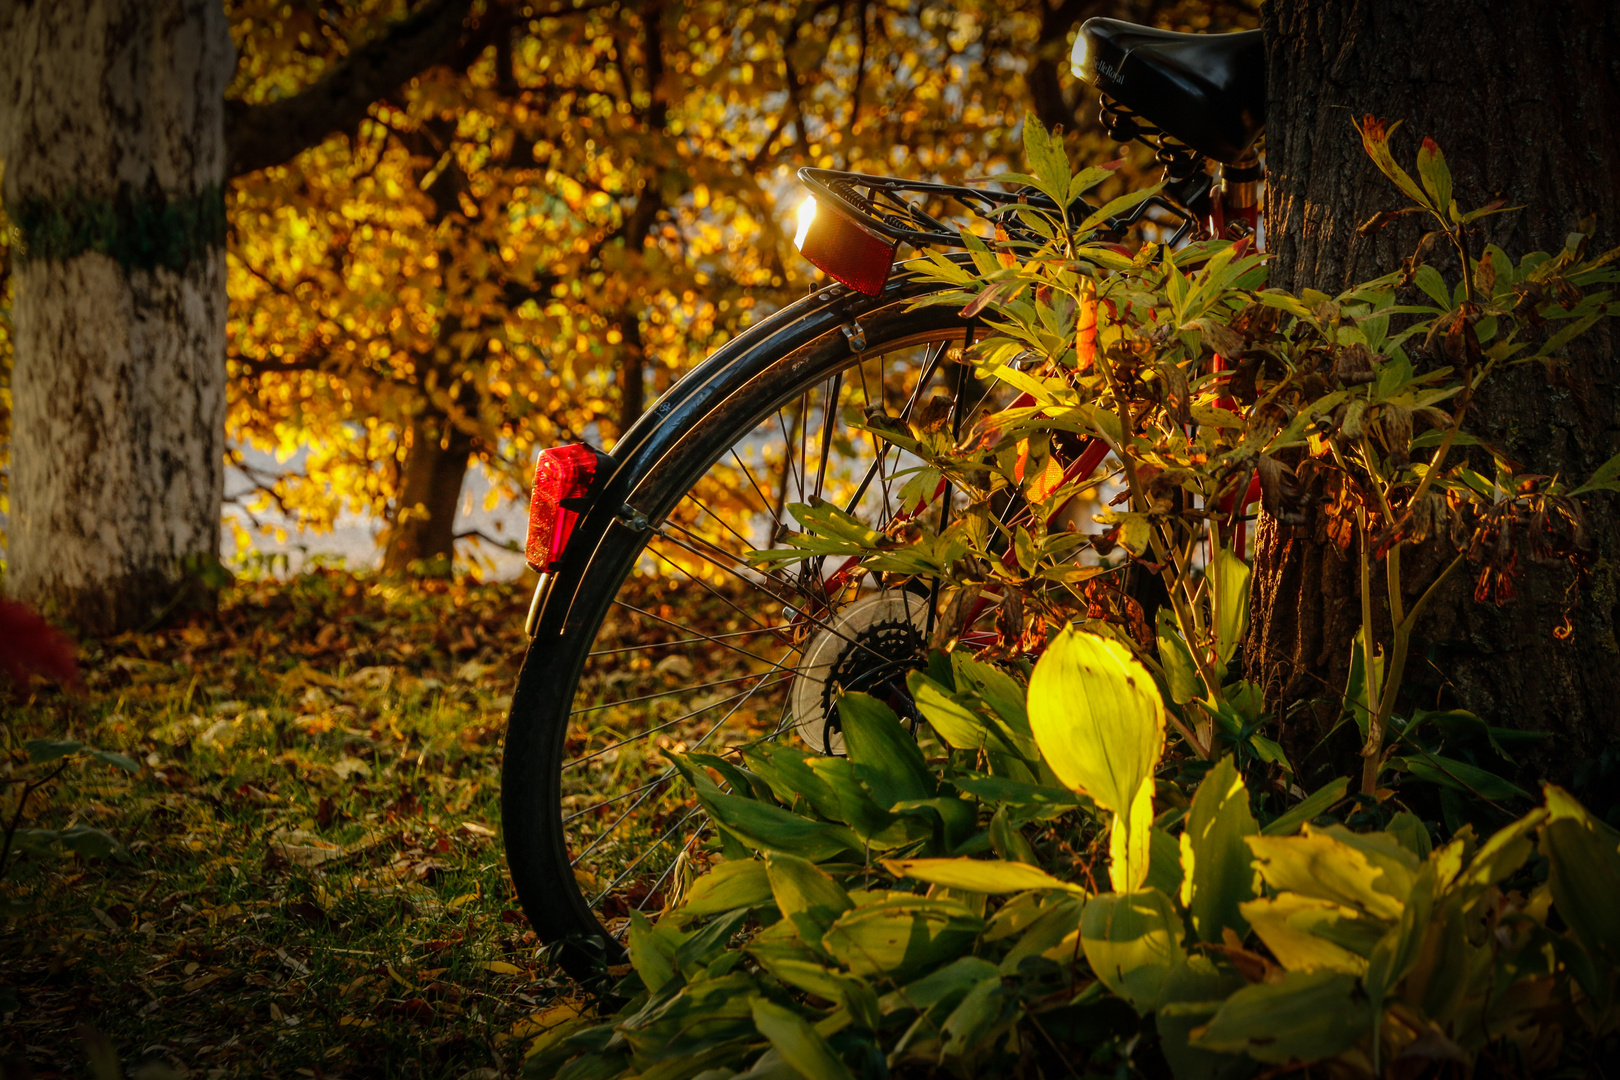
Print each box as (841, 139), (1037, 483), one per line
(1253, 0), (1620, 775)
(0, 0), (234, 633)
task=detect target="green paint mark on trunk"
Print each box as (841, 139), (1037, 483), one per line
(8, 185), (225, 272)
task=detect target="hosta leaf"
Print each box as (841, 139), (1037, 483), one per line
(697, 790), (862, 861)
(822, 897), (983, 980)
(750, 998), (854, 1080)
(1179, 756), (1259, 942)
(1240, 894), (1379, 974)
(939, 973), (1016, 1057)
(24, 738), (83, 764)
(883, 857), (1085, 895)
(1079, 888), (1184, 1011)
(1155, 608), (1200, 705)
(1108, 777), (1155, 893)
(1027, 627), (1166, 816)
(1245, 825), (1414, 921)
(766, 852), (853, 939)
(836, 692), (933, 805)
(1210, 549), (1250, 668)
(676, 859), (775, 918)
(1540, 785), (1620, 964)
(1260, 776), (1349, 836)
(628, 910), (680, 993)
(1192, 968), (1369, 1064)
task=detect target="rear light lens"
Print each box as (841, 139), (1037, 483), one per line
(526, 444), (606, 574)
(794, 196), (897, 298)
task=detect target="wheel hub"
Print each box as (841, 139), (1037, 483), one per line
(791, 591), (928, 755)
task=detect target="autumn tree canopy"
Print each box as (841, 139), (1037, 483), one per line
(220, 0), (1253, 573)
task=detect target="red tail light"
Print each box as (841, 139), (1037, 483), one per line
(526, 444), (606, 574)
(794, 196), (896, 298)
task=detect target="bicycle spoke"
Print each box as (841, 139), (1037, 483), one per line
(588, 624), (791, 657)
(571, 659), (785, 866)
(565, 674), (794, 770)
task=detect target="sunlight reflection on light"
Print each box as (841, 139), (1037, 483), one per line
(793, 196), (817, 250)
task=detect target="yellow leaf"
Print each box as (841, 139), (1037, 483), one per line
(1027, 627), (1166, 816)
(1108, 777), (1155, 893)
(482, 960), (522, 976)
(883, 857), (1086, 895)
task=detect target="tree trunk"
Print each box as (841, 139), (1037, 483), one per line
(381, 403), (475, 575)
(1254, 0), (1620, 775)
(0, 0), (234, 634)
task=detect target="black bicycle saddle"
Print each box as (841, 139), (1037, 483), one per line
(1072, 18), (1265, 164)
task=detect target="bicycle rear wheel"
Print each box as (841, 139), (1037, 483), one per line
(502, 283), (998, 982)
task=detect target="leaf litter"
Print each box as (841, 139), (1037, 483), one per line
(0, 568), (592, 1079)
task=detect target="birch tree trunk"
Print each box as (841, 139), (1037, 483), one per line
(1254, 0), (1620, 774)
(0, 0), (234, 633)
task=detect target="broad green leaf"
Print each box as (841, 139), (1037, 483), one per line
(1020, 116), (1071, 205)
(676, 908), (751, 972)
(1261, 777), (1350, 836)
(750, 997), (855, 1080)
(989, 805), (1039, 864)
(53, 826), (130, 862)
(803, 757), (907, 841)
(822, 897), (983, 980)
(1155, 957), (1250, 1080)
(1245, 826), (1412, 921)
(1395, 753), (1530, 801)
(1570, 449), (1620, 495)
(1077, 184), (1163, 235)
(1454, 807), (1545, 898)
(883, 857), (1085, 895)
(1179, 756), (1259, 942)
(1155, 608), (1200, 705)
(628, 910), (680, 993)
(1079, 888), (1184, 1011)
(1385, 812), (1433, 859)
(908, 672), (1011, 755)
(1145, 826), (1183, 898)
(1210, 549), (1250, 667)
(86, 748), (140, 773)
(742, 744), (846, 823)
(948, 773), (1085, 809)
(1415, 137), (1453, 223)
(998, 896), (1083, 973)
(767, 852), (853, 939)
(676, 859), (775, 918)
(1364, 864), (1435, 1006)
(1540, 785), (1620, 964)
(1193, 969), (1369, 1064)
(698, 790), (862, 861)
(1240, 894), (1380, 973)
(837, 692), (933, 805)
(24, 738), (83, 764)
(1027, 627), (1166, 817)
(939, 973), (1014, 1056)
(879, 955), (1001, 1014)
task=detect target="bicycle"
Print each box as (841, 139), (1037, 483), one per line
(501, 16), (1266, 983)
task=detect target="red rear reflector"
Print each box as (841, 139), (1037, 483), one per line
(526, 444), (603, 574)
(795, 196), (896, 298)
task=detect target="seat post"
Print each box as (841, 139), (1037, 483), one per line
(1214, 152), (1264, 242)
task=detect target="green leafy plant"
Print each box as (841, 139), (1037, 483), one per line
(1, 736), (137, 912)
(528, 632), (1619, 1077)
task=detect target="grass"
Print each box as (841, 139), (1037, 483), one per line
(1, 569), (582, 1080)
